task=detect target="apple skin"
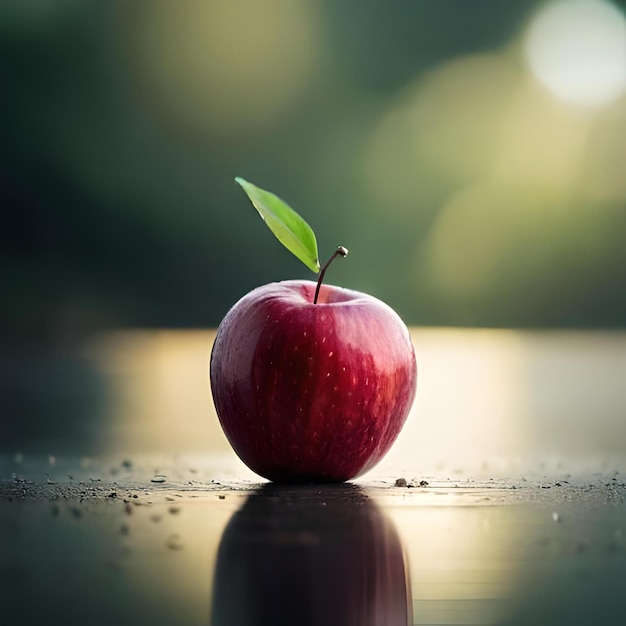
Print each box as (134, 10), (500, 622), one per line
(210, 279), (417, 482)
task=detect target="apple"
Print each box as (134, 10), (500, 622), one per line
(211, 484), (412, 625)
(209, 178), (417, 482)
(210, 278), (416, 482)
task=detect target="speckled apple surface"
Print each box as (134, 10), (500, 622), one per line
(210, 280), (417, 482)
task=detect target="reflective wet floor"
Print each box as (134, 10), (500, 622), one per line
(2, 328), (626, 624)
(1, 455), (625, 626)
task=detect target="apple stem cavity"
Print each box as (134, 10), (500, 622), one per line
(314, 246), (349, 304)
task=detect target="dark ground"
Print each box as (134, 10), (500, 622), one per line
(2, 454), (625, 626)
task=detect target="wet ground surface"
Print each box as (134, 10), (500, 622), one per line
(2, 454), (626, 626)
(3, 328), (626, 624)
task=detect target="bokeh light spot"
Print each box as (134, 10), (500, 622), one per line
(524, 0), (626, 108)
(362, 54), (518, 213)
(121, 0), (320, 135)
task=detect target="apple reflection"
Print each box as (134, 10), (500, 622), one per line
(211, 484), (412, 625)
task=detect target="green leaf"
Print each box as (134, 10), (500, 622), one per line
(235, 177), (320, 273)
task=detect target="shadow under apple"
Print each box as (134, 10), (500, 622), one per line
(210, 484), (412, 626)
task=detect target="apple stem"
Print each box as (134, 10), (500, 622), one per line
(314, 246), (349, 304)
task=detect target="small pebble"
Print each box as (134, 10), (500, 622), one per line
(218, 495), (226, 500)
(168, 506), (181, 515)
(395, 477), (407, 488)
(419, 480), (429, 487)
(552, 512), (561, 523)
(166, 534), (184, 551)
(151, 475), (167, 484)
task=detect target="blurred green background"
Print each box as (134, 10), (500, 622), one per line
(3, 0), (625, 341)
(2, 0), (626, 453)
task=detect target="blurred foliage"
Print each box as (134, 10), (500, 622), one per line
(2, 0), (626, 343)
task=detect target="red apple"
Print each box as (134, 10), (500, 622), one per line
(210, 279), (417, 482)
